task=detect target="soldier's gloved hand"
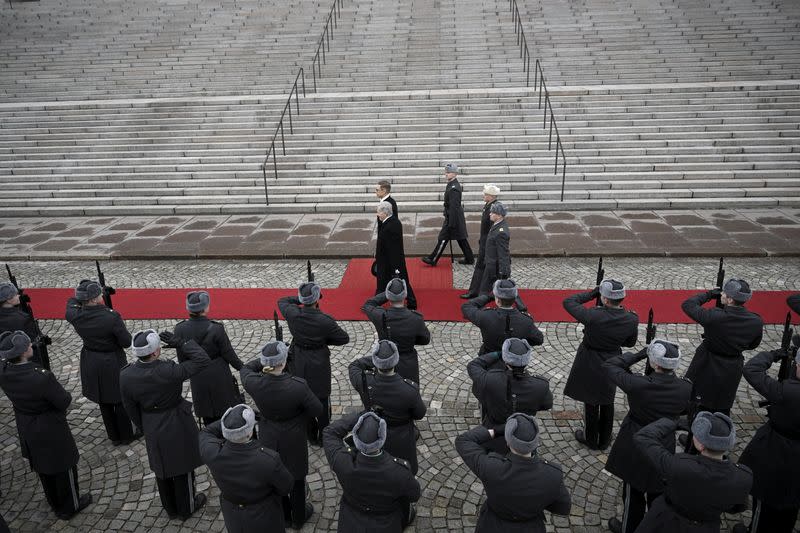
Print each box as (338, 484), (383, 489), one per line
(589, 286), (600, 298)
(792, 333), (800, 348)
(635, 347), (650, 361)
(159, 331), (185, 348)
(706, 288), (722, 300)
(491, 423), (506, 437)
(245, 359), (264, 371)
(675, 417), (690, 432)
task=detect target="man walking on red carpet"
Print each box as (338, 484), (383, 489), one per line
(422, 163), (473, 267)
(375, 201), (417, 310)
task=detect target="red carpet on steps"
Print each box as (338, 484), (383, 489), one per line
(20, 259), (798, 324)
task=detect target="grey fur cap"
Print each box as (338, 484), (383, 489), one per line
(75, 279), (102, 302)
(502, 338), (532, 367)
(647, 339), (681, 370)
(221, 404), (256, 442)
(352, 411), (387, 454)
(298, 282), (321, 305)
(504, 412), (539, 454)
(599, 279), (626, 300)
(0, 330), (32, 359)
(489, 202), (508, 217)
(131, 329), (160, 358)
(723, 279), (752, 302)
(385, 278), (407, 302)
(260, 340), (289, 368)
(493, 279), (518, 300)
(0, 282), (18, 302)
(692, 411), (736, 451)
(371, 339), (400, 370)
(186, 291), (210, 313)
(483, 184), (500, 196)
(444, 163), (459, 174)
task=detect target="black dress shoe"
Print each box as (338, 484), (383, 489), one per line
(405, 505), (417, 527)
(56, 493), (93, 520)
(459, 293), (476, 299)
(180, 493), (206, 520)
(730, 524), (749, 533)
(292, 502), (314, 529)
(575, 429), (598, 450)
(119, 430), (144, 446)
(608, 517), (622, 533)
(457, 258), (474, 265)
(421, 257), (436, 266)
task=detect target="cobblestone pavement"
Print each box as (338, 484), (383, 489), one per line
(1, 259), (798, 532)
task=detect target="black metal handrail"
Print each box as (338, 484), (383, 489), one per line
(262, 68), (305, 205)
(311, 0), (344, 92)
(534, 60), (567, 200)
(509, 0), (532, 87)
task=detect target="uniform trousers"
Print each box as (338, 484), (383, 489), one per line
(750, 499), (799, 533)
(585, 403), (614, 449)
(281, 479), (307, 527)
(620, 482), (659, 533)
(99, 402), (135, 442)
(307, 396), (331, 442)
(38, 465), (81, 517)
(155, 471), (196, 519)
(0, 512), (8, 533)
(428, 239), (473, 264)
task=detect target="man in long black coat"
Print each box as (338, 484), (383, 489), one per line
(563, 279), (639, 450)
(462, 184), (499, 298)
(602, 340), (692, 533)
(422, 163), (473, 266)
(66, 279), (139, 445)
(347, 340), (427, 474)
(455, 413), (572, 532)
(199, 404), (294, 533)
(361, 279), (430, 383)
(0, 282), (48, 368)
(477, 202), (511, 295)
(120, 329), (210, 520)
(375, 201), (417, 310)
(323, 411), (421, 532)
(173, 291), (243, 426)
(0, 331), (91, 520)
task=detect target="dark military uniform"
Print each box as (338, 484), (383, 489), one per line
(173, 316), (243, 425)
(455, 426), (571, 532)
(199, 420), (294, 533)
(240, 361), (322, 527)
(563, 290), (639, 449)
(348, 356), (427, 474)
(787, 293), (800, 314)
(425, 177), (473, 264)
(0, 361), (82, 517)
(361, 294), (431, 383)
(374, 214), (417, 310)
(602, 350), (693, 533)
(65, 297), (136, 443)
(462, 294), (544, 355)
(278, 296), (350, 441)
(633, 418), (752, 532)
(478, 219), (510, 295)
(739, 350), (800, 533)
(323, 413), (421, 533)
(120, 339), (210, 518)
(0, 306), (47, 368)
(466, 198), (497, 296)
(681, 291), (763, 413)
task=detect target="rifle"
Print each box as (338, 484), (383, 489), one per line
(714, 257), (725, 309)
(273, 310), (283, 342)
(595, 257), (605, 307)
(95, 260), (116, 309)
(5, 264), (52, 370)
(307, 260), (315, 282)
(756, 313), (794, 408)
(644, 308), (657, 375)
(382, 311), (392, 341)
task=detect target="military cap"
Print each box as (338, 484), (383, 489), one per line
(489, 202), (508, 217)
(0, 282), (18, 303)
(599, 279), (626, 300)
(493, 279), (518, 300)
(75, 279), (102, 302)
(131, 329), (160, 358)
(371, 339), (399, 370)
(260, 340), (288, 368)
(352, 411), (387, 454)
(723, 279), (752, 303)
(505, 412), (539, 455)
(186, 291), (210, 313)
(502, 338), (532, 367)
(444, 163), (459, 174)
(647, 339), (681, 370)
(692, 411), (736, 452)
(298, 282), (321, 305)
(0, 330), (31, 359)
(385, 278), (407, 302)
(221, 404), (256, 442)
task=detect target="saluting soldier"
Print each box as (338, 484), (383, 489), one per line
(0, 331), (92, 520)
(736, 348), (800, 533)
(173, 291), (244, 426)
(323, 411), (421, 532)
(461, 184), (500, 299)
(348, 340), (427, 474)
(361, 278), (430, 383)
(563, 279), (638, 450)
(199, 404), (294, 533)
(278, 282), (350, 445)
(602, 340), (693, 533)
(0, 282), (47, 368)
(455, 413), (572, 532)
(462, 279), (543, 355)
(66, 279), (139, 445)
(477, 202), (511, 295)
(422, 163), (474, 266)
(120, 329), (210, 520)
(633, 413), (752, 532)
(240, 340), (321, 529)
(467, 338), (552, 453)
(788, 293), (800, 314)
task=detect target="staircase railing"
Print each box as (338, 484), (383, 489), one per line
(311, 0), (344, 92)
(509, 0), (532, 87)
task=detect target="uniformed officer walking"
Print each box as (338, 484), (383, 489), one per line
(348, 340), (427, 474)
(467, 338), (552, 453)
(120, 329), (210, 520)
(66, 279), (139, 445)
(361, 279), (431, 384)
(633, 413), (752, 532)
(240, 340), (321, 529)
(602, 340), (693, 533)
(173, 291), (244, 426)
(477, 202), (511, 295)
(462, 279), (544, 355)
(0, 331), (92, 520)
(199, 404), (294, 533)
(461, 184), (500, 299)
(323, 411), (421, 532)
(563, 279), (638, 450)
(422, 163), (474, 266)
(0, 282), (47, 368)
(278, 282), (350, 445)
(455, 412), (572, 532)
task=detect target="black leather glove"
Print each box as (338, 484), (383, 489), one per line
(245, 359), (264, 371)
(706, 288), (722, 300)
(589, 286), (600, 298)
(635, 347), (650, 362)
(159, 331), (185, 348)
(491, 423), (506, 437)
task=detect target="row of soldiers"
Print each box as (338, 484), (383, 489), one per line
(0, 275), (798, 532)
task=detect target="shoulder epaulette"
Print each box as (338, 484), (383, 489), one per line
(291, 375), (308, 384)
(37, 367), (49, 374)
(393, 457), (411, 470)
(121, 363), (132, 370)
(410, 310), (422, 317)
(402, 377), (419, 388)
(210, 320), (223, 326)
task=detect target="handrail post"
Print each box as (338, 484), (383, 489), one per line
(548, 114), (554, 150)
(280, 122), (286, 156)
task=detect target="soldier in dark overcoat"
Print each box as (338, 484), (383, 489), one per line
(120, 329), (210, 520)
(681, 279), (763, 416)
(0, 331), (91, 520)
(788, 293), (800, 314)
(361, 279), (430, 383)
(199, 404), (294, 533)
(323, 411), (421, 532)
(278, 282), (350, 444)
(347, 340), (427, 474)
(478, 202), (511, 295)
(467, 338), (552, 453)
(240, 340), (322, 529)
(462, 279), (543, 355)
(737, 349), (800, 533)
(462, 184), (500, 299)
(173, 291), (243, 426)
(0, 282), (47, 368)
(455, 413), (572, 532)
(374, 202), (417, 310)
(602, 340), (693, 533)
(65, 279), (138, 445)
(422, 163), (473, 266)
(633, 414), (752, 532)
(563, 279), (639, 450)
